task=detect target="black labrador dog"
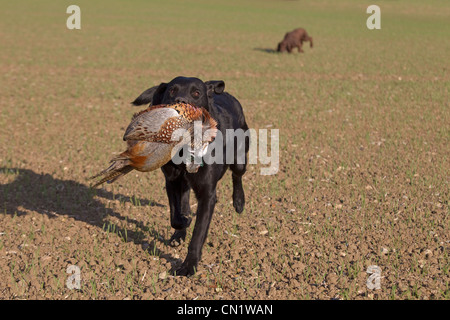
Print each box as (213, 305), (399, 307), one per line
(132, 76), (249, 276)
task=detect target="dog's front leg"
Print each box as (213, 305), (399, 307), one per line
(162, 164), (192, 246)
(173, 183), (217, 276)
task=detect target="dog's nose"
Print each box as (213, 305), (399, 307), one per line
(175, 97), (188, 104)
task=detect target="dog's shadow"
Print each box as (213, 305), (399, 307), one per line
(253, 47), (279, 54)
(0, 167), (181, 266)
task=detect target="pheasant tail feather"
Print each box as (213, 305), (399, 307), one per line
(90, 155), (134, 188)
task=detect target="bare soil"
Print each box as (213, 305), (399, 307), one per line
(0, 0), (448, 300)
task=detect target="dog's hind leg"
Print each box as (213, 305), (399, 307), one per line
(230, 125), (249, 214)
(230, 145), (248, 213)
(231, 166), (246, 214)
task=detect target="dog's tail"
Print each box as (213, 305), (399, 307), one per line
(308, 36), (313, 48)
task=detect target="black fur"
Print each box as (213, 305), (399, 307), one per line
(132, 76), (249, 276)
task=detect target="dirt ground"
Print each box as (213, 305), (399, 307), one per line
(0, 1), (449, 300)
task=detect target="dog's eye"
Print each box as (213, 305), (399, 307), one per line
(192, 90), (200, 98)
(169, 87), (177, 96)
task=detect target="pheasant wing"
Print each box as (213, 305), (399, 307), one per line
(123, 107), (180, 141)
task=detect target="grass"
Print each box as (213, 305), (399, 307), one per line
(0, 0), (449, 299)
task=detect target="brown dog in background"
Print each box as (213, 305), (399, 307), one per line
(277, 28), (313, 53)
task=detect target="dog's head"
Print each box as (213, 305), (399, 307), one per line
(132, 76), (225, 110)
(277, 41), (287, 53)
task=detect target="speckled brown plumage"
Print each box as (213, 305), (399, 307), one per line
(90, 103), (218, 187)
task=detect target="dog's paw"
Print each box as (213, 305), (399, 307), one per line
(233, 191), (245, 214)
(171, 215), (192, 230)
(168, 229), (186, 247)
(170, 263), (197, 277)
(233, 198), (245, 214)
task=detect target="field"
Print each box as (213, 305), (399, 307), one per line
(0, 0), (449, 300)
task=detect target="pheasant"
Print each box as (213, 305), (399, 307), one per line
(90, 103), (218, 188)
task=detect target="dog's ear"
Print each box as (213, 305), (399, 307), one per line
(205, 80), (225, 97)
(131, 82), (168, 106)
